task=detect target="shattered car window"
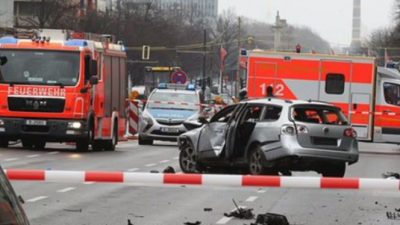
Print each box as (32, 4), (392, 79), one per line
(292, 105), (348, 125)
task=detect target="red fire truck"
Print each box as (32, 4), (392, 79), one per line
(0, 29), (127, 151)
(242, 50), (400, 144)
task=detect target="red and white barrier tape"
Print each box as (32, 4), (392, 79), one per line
(4, 169), (400, 191)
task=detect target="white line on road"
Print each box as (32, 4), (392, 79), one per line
(145, 163), (156, 167)
(216, 216), (232, 224)
(4, 158), (18, 162)
(245, 196), (258, 202)
(172, 157), (179, 160)
(26, 196), (48, 203)
(84, 182), (95, 185)
(57, 187), (76, 193)
(47, 151), (60, 155)
(26, 154), (40, 158)
(257, 189), (266, 194)
(127, 168), (139, 172)
(159, 159), (170, 163)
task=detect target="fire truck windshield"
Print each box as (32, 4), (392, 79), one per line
(0, 50), (80, 86)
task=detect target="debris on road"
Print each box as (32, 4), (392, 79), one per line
(203, 208), (213, 212)
(395, 208), (400, 212)
(150, 170), (159, 173)
(63, 208), (82, 213)
(183, 221), (201, 225)
(163, 166), (175, 173)
(386, 211), (400, 220)
(224, 199), (254, 219)
(250, 213), (290, 225)
(127, 219), (134, 225)
(382, 172), (400, 179)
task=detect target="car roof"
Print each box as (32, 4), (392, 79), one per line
(243, 98), (335, 107)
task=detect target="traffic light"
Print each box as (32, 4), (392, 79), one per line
(142, 45), (150, 60)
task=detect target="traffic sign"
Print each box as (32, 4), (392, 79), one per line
(171, 70), (188, 84)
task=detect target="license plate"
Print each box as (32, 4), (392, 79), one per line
(25, 120), (47, 126)
(161, 127), (180, 133)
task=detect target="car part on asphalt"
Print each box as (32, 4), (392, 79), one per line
(203, 208), (213, 212)
(250, 213), (290, 225)
(224, 199), (254, 219)
(382, 172), (400, 179)
(183, 221), (201, 225)
(163, 166), (175, 173)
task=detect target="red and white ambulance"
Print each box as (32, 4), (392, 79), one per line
(242, 50), (400, 143)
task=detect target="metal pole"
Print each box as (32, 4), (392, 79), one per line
(236, 17), (241, 97)
(202, 29), (207, 94)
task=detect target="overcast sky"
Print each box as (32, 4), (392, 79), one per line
(219, 0), (395, 47)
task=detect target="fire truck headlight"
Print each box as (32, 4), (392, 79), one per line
(68, 121), (82, 129)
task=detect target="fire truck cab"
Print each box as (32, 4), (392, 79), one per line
(243, 50), (400, 144)
(0, 29), (127, 151)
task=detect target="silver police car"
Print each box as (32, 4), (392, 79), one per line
(138, 84), (202, 145)
(178, 98), (359, 177)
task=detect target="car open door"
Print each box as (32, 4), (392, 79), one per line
(197, 105), (238, 159)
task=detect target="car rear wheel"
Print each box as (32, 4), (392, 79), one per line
(248, 147), (277, 175)
(321, 162), (346, 177)
(138, 135), (153, 145)
(179, 144), (202, 173)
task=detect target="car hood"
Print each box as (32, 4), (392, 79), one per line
(147, 109), (197, 120)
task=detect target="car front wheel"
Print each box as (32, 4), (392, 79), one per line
(179, 144), (201, 173)
(321, 162), (346, 177)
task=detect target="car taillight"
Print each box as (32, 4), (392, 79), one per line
(281, 125), (295, 135)
(344, 128), (357, 138)
(297, 125), (308, 134)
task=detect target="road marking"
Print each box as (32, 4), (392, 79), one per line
(27, 154), (40, 158)
(159, 159), (170, 163)
(257, 189), (266, 194)
(57, 187), (76, 193)
(145, 163), (156, 167)
(245, 196), (258, 202)
(84, 182), (95, 185)
(172, 157), (179, 160)
(26, 196), (48, 203)
(4, 158), (18, 162)
(216, 216), (232, 224)
(47, 151), (60, 155)
(127, 168), (139, 172)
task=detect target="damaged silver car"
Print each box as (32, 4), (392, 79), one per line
(178, 98), (359, 177)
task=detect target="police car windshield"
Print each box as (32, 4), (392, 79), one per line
(0, 50), (80, 86)
(147, 91), (199, 111)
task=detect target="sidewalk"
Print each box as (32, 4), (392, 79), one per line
(359, 142), (400, 155)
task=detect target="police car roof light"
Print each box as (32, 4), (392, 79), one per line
(187, 84), (196, 91)
(65, 39), (88, 47)
(158, 83), (168, 89)
(0, 37), (18, 44)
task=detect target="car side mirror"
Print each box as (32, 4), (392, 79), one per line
(89, 76), (99, 85)
(198, 116), (208, 124)
(0, 56), (7, 66)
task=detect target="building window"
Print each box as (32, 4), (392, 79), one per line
(325, 74), (345, 94)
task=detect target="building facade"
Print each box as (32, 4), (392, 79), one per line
(0, 0), (14, 28)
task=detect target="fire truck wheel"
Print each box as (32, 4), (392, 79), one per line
(76, 139), (90, 152)
(0, 139), (9, 148)
(104, 123), (118, 151)
(32, 141), (46, 150)
(92, 140), (103, 151)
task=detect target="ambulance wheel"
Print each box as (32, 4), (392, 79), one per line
(0, 139), (9, 148)
(104, 123), (118, 151)
(138, 136), (153, 145)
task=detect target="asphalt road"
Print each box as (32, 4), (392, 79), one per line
(1, 141), (400, 225)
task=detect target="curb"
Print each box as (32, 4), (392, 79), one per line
(359, 150), (400, 155)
